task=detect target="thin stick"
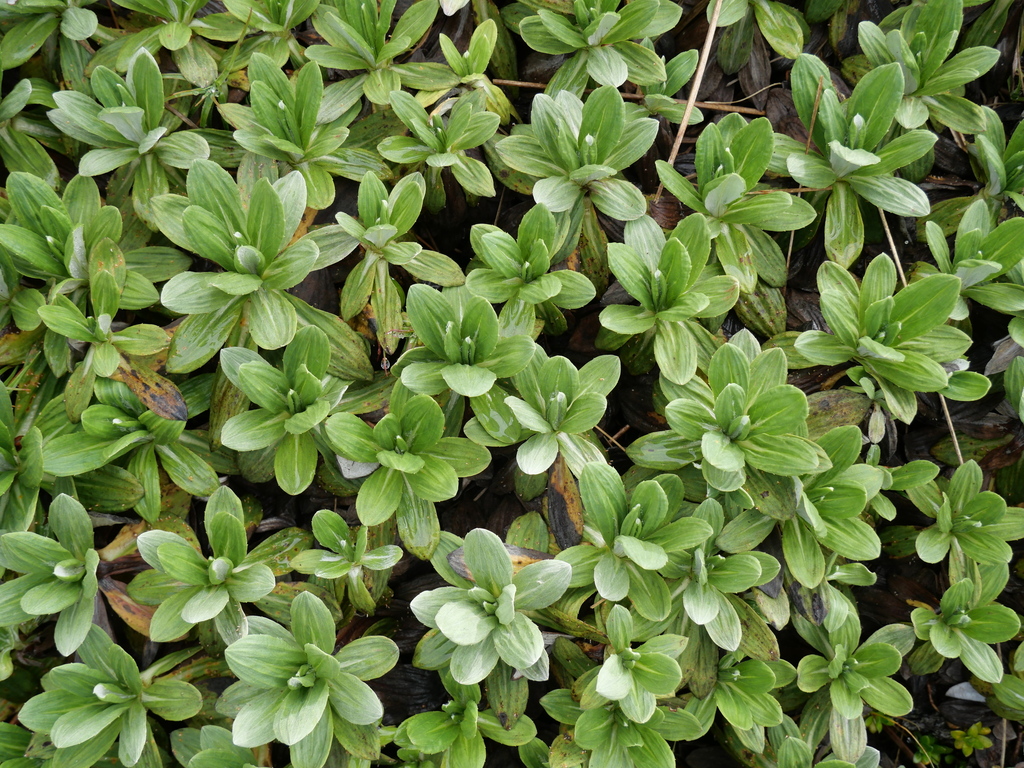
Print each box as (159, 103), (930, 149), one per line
(878, 207), (909, 288)
(805, 76), (825, 154)
(660, 0), (728, 189)
(164, 104), (199, 129)
(939, 396), (964, 465)
(999, 644), (1010, 768)
(594, 424), (628, 454)
(880, 206), (964, 465)
(490, 80), (764, 115)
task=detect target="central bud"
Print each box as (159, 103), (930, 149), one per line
(208, 557), (232, 584)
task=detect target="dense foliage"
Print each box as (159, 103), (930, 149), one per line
(0, 0), (1023, 765)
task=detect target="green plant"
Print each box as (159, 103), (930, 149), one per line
(718, 425), (886, 590)
(153, 161), (370, 375)
(705, 654), (786, 739)
(908, 459), (1024, 569)
(0, 172), (188, 418)
(410, 527), (571, 683)
(221, 591), (399, 767)
(17, 625), (202, 766)
(912, 733), (957, 766)
(911, 577), (1020, 683)
(629, 331), (826, 492)
(774, 55), (936, 266)
(517, 0), (681, 95)
(4, 5), (1024, 768)
(466, 203), (595, 336)
(219, 54), (386, 209)
(129, 486), (277, 642)
(305, 0), (439, 105)
(631, 47), (698, 124)
(951, 722), (992, 757)
(290, 509), (402, 614)
(171, 724), (260, 768)
(714, 0), (804, 73)
(856, 0), (999, 134)
(483, 350), (619, 476)
(557, 463), (712, 620)
(666, 498), (778, 651)
(0, 494), (97, 655)
(33, 239), (175, 422)
(218, 326), (349, 495)
(379, 90), (499, 212)
(657, 114), (817, 293)
(42, 379), (220, 520)
(0, 0), (96, 71)
(918, 198), (1024, 320)
(101, 0), (245, 81)
(597, 214), (738, 383)
(0, 80), (59, 186)
(0, 385), (43, 533)
(396, 670), (537, 767)
(220, 0), (320, 61)
(796, 620), (913, 763)
(330, 171), (464, 353)
(549, 693), (680, 768)
(47, 50), (211, 227)
(925, 110), (1024, 235)
(795, 254), (989, 423)
(395, 284), (537, 399)
(325, 389), (491, 558)
(494, 85), (657, 222)
(421, 20), (515, 122)
(579, 604), (686, 721)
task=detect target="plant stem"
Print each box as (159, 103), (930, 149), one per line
(880, 206), (964, 465)
(657, 0), (727, 201)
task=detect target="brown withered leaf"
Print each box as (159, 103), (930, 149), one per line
(0, 325), (43, 366)
(113, 354), (188, 421)
(544, 455), (584, 549)
(96, 520), (147, 561)
(99, 577), (156, 637)
(788, 580), (827, 625)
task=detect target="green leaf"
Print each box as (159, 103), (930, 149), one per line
(405, 711), (460, 753)
(614, 535), (667, 570)
(290, 591), (336, 653)
(248, 288), (297, 350)
(594, 551), (629, 601)
(225, 634), (305, 689)
(859, 675), (913, 717)
(356, 468), (402, 525)
(274, 433), (318, 495)
(890, 273), (960, 342)
(847, 174), (930, 217)
(463, 528), (513, 594)
(751, 0), (803, 60)
(141, 678), (202, 720)
(50, 702), (125, 748)
(442, 364), (497, 398)
(221, 409), (288, 451)
(512, 559), (571, 611)
(492, 612), (544, 670)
